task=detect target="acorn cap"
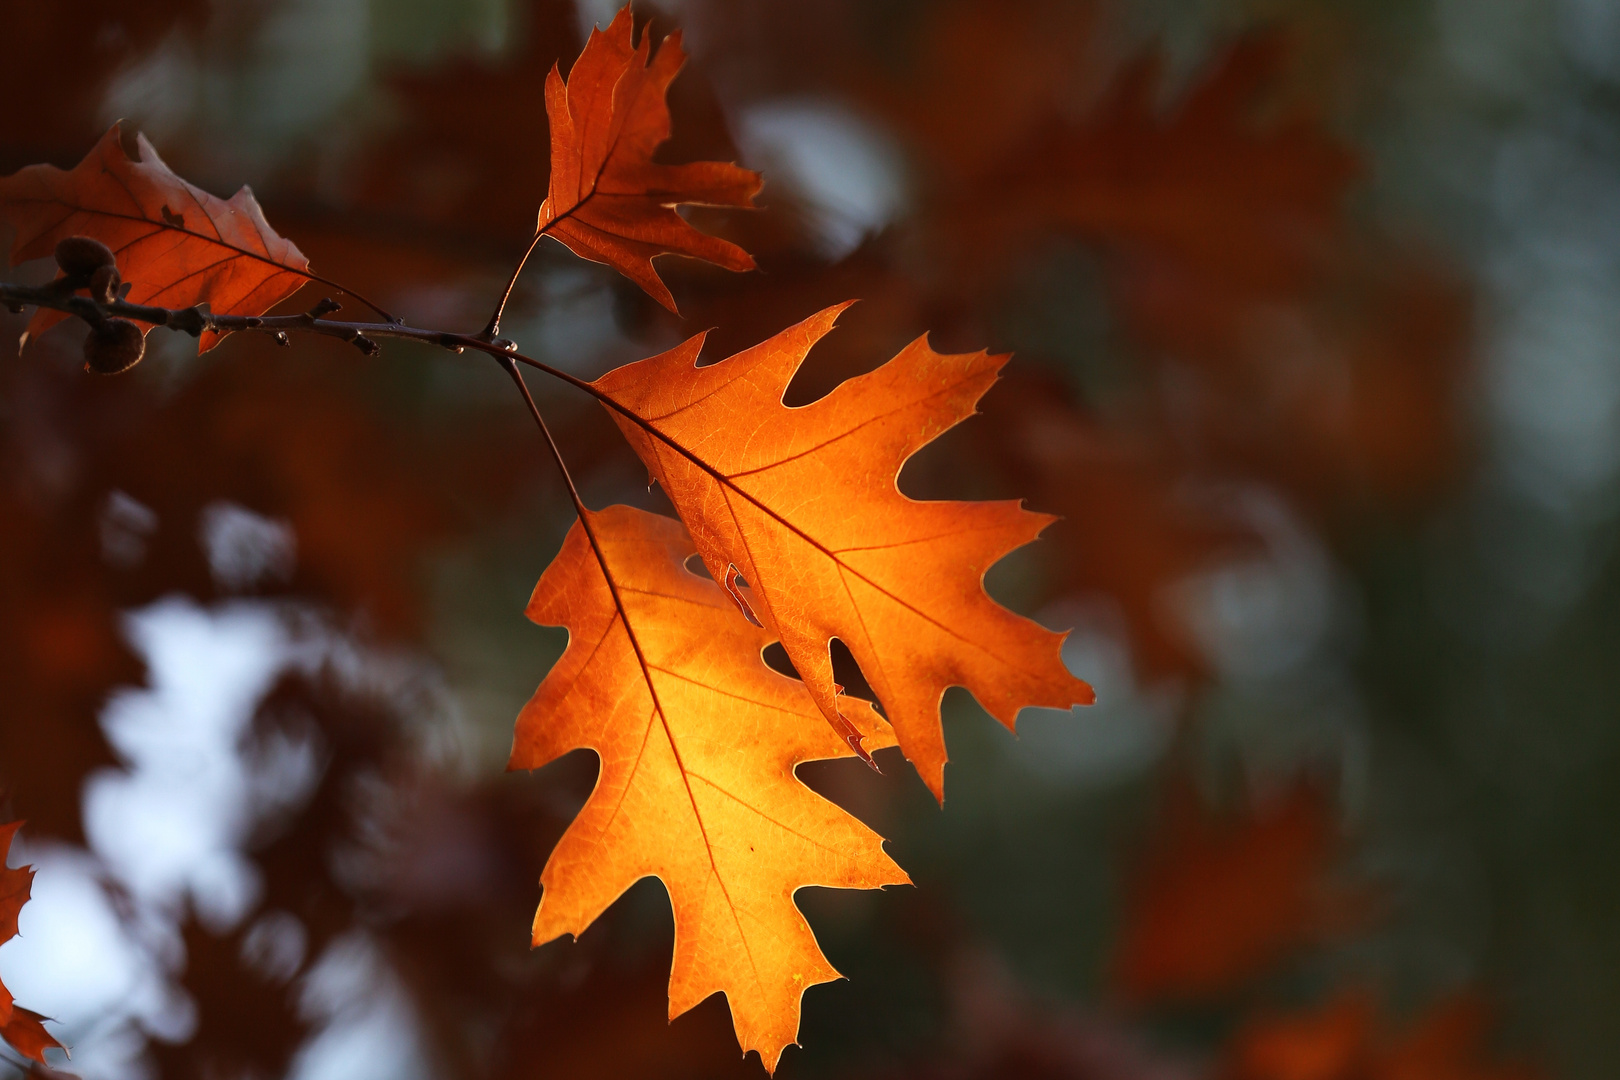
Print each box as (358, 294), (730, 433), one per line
(83, 318), (145, 375)
(55, 236), (117, 278)
(89, 264), (122, 305)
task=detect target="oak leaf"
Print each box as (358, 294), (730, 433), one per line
(533, 6), (760, 312)
(0, 821), (63, 1065)
(508, 504), (907, 1072)
(589, 304), (1095, 799)
(0, 122), (313, 352)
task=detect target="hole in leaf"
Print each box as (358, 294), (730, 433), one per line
(683, 553), (713, 581)
(762, 641), (799, 680)
(760, 638), (886, 717)
(830, 638), (880, 709)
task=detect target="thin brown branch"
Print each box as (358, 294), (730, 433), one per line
(3, 280), (493, 359)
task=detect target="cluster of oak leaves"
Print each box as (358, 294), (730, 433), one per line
(0, 7), (1088, 1071)
(0, 4), (1537, 1078)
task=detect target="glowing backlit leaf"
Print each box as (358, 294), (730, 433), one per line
(534, 6), (760, 312)
(509, 505), (907, 1072)
(590, 304), (1094, 800)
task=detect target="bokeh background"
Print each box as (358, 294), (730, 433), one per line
(2, 0), (1617, 1077)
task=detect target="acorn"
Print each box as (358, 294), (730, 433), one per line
(89, 263), (122, 304)
(55, 236), (117, 278)
(83, 318), (145, 375)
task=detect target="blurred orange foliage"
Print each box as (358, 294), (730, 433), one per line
(1227, 993), (1540, 1080)
(0, 0), (1510, 1074)
(1113, 781), (1363, 1003)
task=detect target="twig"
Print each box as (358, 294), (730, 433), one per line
(2, 281), (500, 360)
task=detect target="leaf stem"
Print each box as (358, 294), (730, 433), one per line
(493, 352), (591, 522)
(303, 272), (400, 325)
(481, 229), (547, 340)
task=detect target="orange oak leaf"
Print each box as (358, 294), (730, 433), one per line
(530, 5), (760, 313)
(589, 304), (1095, 800)
(0, 122), (316, 352)
(508, 504), (907, 1072)
(0, 821), (63, 1065)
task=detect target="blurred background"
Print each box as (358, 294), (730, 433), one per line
(1, 0), (1616, 1077)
